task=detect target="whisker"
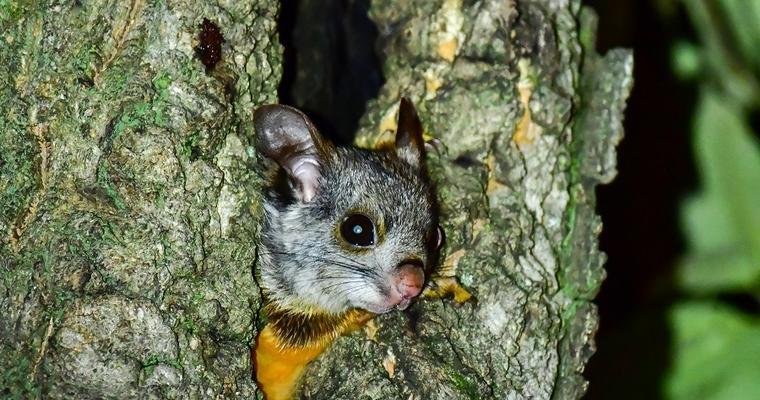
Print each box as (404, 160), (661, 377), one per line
(258, 249), (381, 279)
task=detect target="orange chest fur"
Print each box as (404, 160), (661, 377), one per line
(253, 304), (374, 400)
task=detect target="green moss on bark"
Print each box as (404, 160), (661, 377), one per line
(1, 1), (279, 398)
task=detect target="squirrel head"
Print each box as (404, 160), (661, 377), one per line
(254, 99), (442, 315)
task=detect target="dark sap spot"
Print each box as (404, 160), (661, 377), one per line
(196, 18), (224, 72)
(452, 154), (481, 168)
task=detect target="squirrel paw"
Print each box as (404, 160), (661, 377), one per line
(423, 276), (473, 304)
(423, 137), (445, 157)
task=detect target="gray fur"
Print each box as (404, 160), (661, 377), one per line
(256, 104), (438, 315)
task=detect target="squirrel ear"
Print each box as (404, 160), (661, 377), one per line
(395, 98), (426, 168)
(254, 104), (332, 203)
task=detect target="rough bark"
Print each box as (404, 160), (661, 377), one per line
(0, 1), (631, 399)
(1, 1), (277, 398)
(299, 2), (632, 399)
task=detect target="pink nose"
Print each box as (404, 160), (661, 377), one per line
(390, 264), (424, 309)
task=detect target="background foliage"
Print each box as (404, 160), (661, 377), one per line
(586, 1), (760, 399)
(668, 1), (760, 399)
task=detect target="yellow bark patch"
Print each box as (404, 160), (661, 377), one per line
(424, 67), (444, 99)
(433, 0), (463, 63)
(513, 59), (542, 147)
(382, 350), (397, 378)
(485, 152), (508, 196)
(378, 106), (398, 134)
(368, 103), (400, 148)
(437, 38), (458, 62)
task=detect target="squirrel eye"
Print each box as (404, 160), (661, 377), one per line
(340, 214), (375, 247)
(435, 225), (444, 249)
(426, 225), (444, 251)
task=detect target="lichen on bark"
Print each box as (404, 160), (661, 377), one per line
(299, 1), (632, 399)
(0, 0), (631, 399)
(1, 0), (279, 398)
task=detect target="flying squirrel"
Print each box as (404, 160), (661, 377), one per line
(253, 98), (462, 400)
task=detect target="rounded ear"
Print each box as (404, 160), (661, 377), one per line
(395, 98), (426, 168)
(254, 104), (333, 203)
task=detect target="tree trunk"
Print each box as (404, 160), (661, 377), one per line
(0, 1), (631, 399)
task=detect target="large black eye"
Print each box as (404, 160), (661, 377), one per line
(435, 225), (444, 249)
(428, 225), (444, 250)
(340, 214), (375, 247)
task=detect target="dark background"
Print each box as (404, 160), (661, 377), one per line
(278, 1), (699, 398)
(584, 1), (695, 398)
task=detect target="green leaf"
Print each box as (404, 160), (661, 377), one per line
(678, 251), (757, 293)
(665, 302), (760, 400)
(683, 0), (760, 106)
(719, 0), (760, 70)
(681, 193), (735, 254)
(678, 91), (760, 293)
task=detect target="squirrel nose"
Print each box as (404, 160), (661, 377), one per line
(393, 263), (425, 300)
